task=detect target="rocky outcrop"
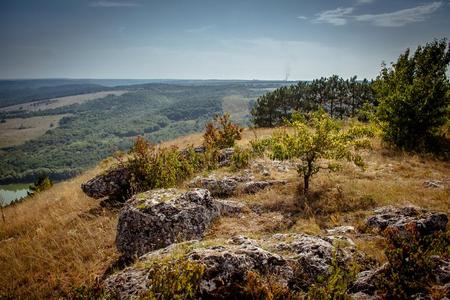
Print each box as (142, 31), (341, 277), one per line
(81, 167), (131, 201)
(188, 176), (239, 197)
(189, 175), (286, 197)
(104, 233), (358, 299)
(366, 206), (448, 236)
(116, 189), (244, 260)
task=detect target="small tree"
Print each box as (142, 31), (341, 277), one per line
(268, 110), (373, 195)
(203, 113), (243, 149)
(29, 173), (53, 194)
(374, 39), (450, 150)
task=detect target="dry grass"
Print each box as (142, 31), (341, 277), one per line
(0, 128), (449, 298)
(0, 168), (118, 299)
(0, 114), (68, 148)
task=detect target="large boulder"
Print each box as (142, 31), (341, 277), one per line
(104, 234), (359, 299)
(366, 206), (448, 236)
(116, 189), (243, 260)
(81, 167), (131, 201)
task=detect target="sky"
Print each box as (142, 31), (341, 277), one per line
(0, 0), (449, 80)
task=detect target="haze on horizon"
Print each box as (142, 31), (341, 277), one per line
(1, 0), (449, 80)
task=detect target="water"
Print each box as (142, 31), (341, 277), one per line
(0, 184), (30, 206)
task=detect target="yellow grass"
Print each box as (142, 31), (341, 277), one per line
(0, 168), (118, 299)
(0, 115), (68, 148)
(0, 128), (449, 298)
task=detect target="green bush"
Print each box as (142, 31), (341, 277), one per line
(374, 39), (450, 151)
(29, 173), (53, 194)
(128, 137), (197, 193)
(230, 146), (252, 170)
(141, 258), (204, 300)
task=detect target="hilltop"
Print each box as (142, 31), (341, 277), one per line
(0, 127), (448, 299)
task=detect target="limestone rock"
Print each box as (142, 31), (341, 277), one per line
(218, 148), (234, 167)
(326, 225), (356, 235)
(189, 176), (238, 197)
(116, 189), (244, 260)
(366, 206), (448, 236)
(242, 180), (287, 194)
(81, 167), (130, 201)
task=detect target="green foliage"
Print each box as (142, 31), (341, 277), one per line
(29, 173), (53, 194)
(203, 113), (243, 149)
(128, 137), (199, 193)
(374, 39), (450, 151)
(230, 146), (252, 170)
(251, 76), (374, 127)
(264, 110), (373, 195)
(141, 258), (204, 300)
(306, 255), (358, 300)
(374, 226), (450, 299)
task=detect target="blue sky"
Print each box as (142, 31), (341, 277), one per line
(0, 0), (449, 80)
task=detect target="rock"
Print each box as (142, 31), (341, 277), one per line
(423, 180), (444, 188)
(350, 292), (382, 300)
(218, 148), (234, 167)
(116, 189), (229, 259)
(350, 264), (388, 295)
(242, 180), (287, 194)
(269, 233), (355, 287)
(189, 176), (238, 197)
(326, 225), (356, 235)
(215, 199), (246, 215)
(81, 167), (131, 201)
(188, 242), (293, 298)
(366, 206), (448, 236)
(104, 233), (360, 299)
(104, 237), (294, 299)
(262, 169), (271, 177)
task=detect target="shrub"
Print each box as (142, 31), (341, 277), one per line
(141, 258), (204, 300)
(230, 146), (252, 170)
(128, 137), (196, 193)
(242, 271), (301, 300)
(374, 225), (450, 299)
(203, 113), (243, 149)
(29, 173), (53, 194)
(266, 110), (373, 195)
(374, 39), (450, 151)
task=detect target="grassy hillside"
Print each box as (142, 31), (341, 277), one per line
(0, 128), (448, 299)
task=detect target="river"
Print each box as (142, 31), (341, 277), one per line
(0, 183), (31, 206)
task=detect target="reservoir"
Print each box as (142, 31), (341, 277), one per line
(0, 183), (30, 206)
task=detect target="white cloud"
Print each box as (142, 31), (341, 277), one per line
(89, 1), (140, 8)
(297, 15), (308, 20)
(355, 2), (442, 27)
(314, 7), (354, 26)
(312, 2), (442, 27)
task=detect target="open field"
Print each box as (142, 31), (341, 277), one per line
(0, 90), (128, 112)
(0, 114), (68, 148)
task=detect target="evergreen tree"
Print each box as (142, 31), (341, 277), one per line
(374, 39), (450, 150)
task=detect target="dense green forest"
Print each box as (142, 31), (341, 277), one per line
(0, 81), (288, 183)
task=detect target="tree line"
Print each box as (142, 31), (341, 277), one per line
(251, 75), (375, 127)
